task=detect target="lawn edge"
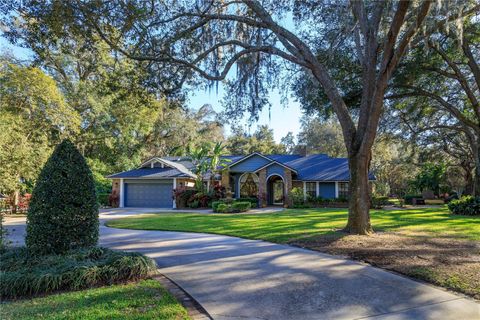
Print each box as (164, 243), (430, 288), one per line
(153, 273), (212, 320)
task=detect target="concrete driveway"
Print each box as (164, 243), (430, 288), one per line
(4, 209), (480, 320)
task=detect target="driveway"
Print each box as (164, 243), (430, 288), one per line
(4, 209), (480, 320)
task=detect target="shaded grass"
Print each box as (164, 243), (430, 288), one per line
(106, 207), (480, 242)
(0, 279), (189, 320)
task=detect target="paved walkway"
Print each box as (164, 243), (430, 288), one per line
(4, 209), (479, 320)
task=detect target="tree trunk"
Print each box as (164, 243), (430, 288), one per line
(474, 141), (480, 197)
(344, 151), (373, 235)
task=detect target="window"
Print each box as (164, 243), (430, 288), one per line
(239, 173), (259, 197)
(338, 182), (349, 198)
(306, 182), (316, 198)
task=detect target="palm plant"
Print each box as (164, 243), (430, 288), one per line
(188, 145), (209, 192)
(208, 142), (231, 191)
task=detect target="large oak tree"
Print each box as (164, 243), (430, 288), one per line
(8, 0), (479, 234)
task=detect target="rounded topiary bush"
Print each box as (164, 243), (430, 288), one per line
(26, 139), (99, 254)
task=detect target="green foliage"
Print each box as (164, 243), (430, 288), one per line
(404, 194), (424, 205)
(97, 193), (110, 207)
(411, 163), (447, 196)
(216, 203), (230, 213)
(0, 212), (9, 252)
(290, 187), (305, 206)
(371, 196), (392, 209)
(213, 201), (251, 213)
(211, 201), (222, 212)
(296, 117), (347, 157)
(188, 200), (199, 209)
(237, 197), (259, 207)
(0, 246), (157, 299)
(226, 125), (285, 155)
(231, 202), (252, 212)
(26, 140), (99, 254)
(0, 59), (79, 196)
(212, 198), (258, 212)
(448, 196), (480, 216)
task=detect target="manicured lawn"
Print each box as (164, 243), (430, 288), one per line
(0, 279), (189, 320)
(106, 206), (480, 242)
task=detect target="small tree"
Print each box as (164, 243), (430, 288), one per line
(26, 140), (99, 254)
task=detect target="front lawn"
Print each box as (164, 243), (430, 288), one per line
(0, 279), (190, 320)
(106, 207), (480, 242)
(107, 207), (480, 299)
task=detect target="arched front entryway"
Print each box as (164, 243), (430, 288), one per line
(267, 174), (284, 205)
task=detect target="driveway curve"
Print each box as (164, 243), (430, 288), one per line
(99, 224), (479, 320)
(4, 210), (479, 319)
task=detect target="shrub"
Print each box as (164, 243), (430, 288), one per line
(448, 196), (480, 216)
(290, 187), (304, 205)
(0, 246), (157, 299)
(213, 201), (252, 213)
(371, 196), (392, 208)
(404, 194), (423, 205)
(216, 203), (230, 213)
(26, 140), (99, 255)
(188, 200), (199, 208)
(211, 201), (222, 211)
(0, 212), (9, 252)
(97, 193), (110, 207)
(238, 197), (258, 208)
(231, 201), (251, 212)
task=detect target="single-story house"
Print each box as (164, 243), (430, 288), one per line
(107, 152), (375, 208)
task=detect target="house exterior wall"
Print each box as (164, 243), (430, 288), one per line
(230, 154), (270, 172)
(292, 181), (303, 189)
(266, 163), (286, 180)
(258, 169), (267, 207)
(112, 179), (121, 195)
(318, 182), (336, 199)
(284, 168), (292, 207)
(232, 172), (242, 198)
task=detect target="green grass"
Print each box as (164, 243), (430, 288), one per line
(0, 279), (189, 320)
(106, 206), (480, 242)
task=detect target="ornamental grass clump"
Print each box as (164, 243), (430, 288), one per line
(26, 139), (99, 254)
(0, 246), (157, 299)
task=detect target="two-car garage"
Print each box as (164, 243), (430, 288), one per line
(124, 179), (173, 208)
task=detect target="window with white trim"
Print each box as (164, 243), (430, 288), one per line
(338, 182), (349, 198)
(306, 182), (316, 198)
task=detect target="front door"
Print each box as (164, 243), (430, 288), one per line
(273, 180), (284, 205)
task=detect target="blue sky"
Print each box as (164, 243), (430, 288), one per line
(1, 36), (303, 142)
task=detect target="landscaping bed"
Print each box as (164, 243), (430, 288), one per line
(0, 246), (157, 299)
(291, 231), (480, 299)
(0, 279), (190, 320)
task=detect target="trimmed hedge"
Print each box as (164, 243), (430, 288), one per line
(447, 196), (480, 216)
(0, 246), (157, 299)
(231, 202), (252, 212)
(213, 201), (252, 213)
(26, 140), (99, 254)
(237, 197), (258, 207)
(211, 198), (258, 212)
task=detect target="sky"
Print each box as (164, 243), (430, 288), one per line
(1, 36), (304, 143)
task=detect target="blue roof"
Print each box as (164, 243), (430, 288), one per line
(285, 155), (375, 181)
(107, 153), (375, 181)
(107, 167), (192, 179)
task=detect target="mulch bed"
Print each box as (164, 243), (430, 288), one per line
(290, 231), (480, 300)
